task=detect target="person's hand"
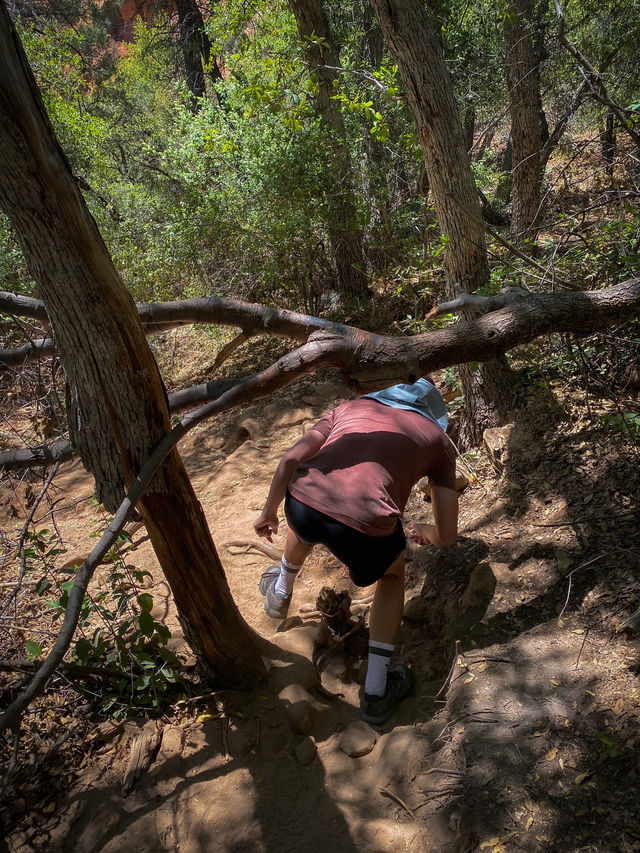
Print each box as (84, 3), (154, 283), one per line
(254, 509), (279, 542)
(408, 522), (435, 546)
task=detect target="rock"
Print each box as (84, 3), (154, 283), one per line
(278, 615), (304, 632)
(339, 721), (378, 757)
(272, 408), (315, 430)
(461, 563), (497, 609)
(403, 596), (429, 622)
(278, 683), (316, 734)
(301, 395), (324, 406)
(295, 735), (317, 765)
(455, 472), (470, 492)
(270, 621), (324, 661)
(483, 424), (513, 472)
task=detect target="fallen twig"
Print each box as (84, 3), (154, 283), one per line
(559, 554), (604, 620)
(379, 786), (415, 819)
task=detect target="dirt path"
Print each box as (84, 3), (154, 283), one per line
(3, 374), (640, 852)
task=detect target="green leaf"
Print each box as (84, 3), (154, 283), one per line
(74, 637), (92, 663)
(35, 576), (52, 596)
(137, 593), (154, 613)
(25, 640), (43, 659)
(138, 610), (155, 637)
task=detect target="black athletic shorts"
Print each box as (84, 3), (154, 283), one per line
(284, 491), (406, 587)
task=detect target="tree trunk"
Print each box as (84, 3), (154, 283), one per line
(600, 110), (616, 177)
(0, 0), (263, 687)
(370, 0), (515, 445)
(288, 0), (370, 297)
(504, 0), (543, 242)
(174, 0), (222, 112)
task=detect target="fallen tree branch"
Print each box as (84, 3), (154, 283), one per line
(1, 277), (640, 473)
(0, 290), (355, 368)
(426, 287), (530, 319)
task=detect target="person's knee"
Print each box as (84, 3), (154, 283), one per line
(382, 554), (405, 581)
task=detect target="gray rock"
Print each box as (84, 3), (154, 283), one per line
(339, 721), (378, 757)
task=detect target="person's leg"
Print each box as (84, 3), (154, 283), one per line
(368, 553), (405, 645)
(273, 529), (314, 597)
(365, 554), (405, 697)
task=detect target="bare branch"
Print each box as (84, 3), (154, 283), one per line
(0, 461), (59, 619)
(554, 0), (640, 152)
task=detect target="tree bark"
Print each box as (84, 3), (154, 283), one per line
(288, 0), (370, 297)
(369, 0), (515, 444)
(0, 0), (263, 687)
(504, 0), (543, 243)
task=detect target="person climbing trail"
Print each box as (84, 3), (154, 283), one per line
(254, 377), (459, 725)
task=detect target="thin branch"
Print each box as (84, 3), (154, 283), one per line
(554, 0), (640, 152)
(0, 462), (60, 618)
(558, 554), (604, 620)
(446, 192), (582, 291)
(0, 721), (20, 798)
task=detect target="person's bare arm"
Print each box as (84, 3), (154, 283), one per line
(254, 429), (327, 542)
(408, 483), (458, 547)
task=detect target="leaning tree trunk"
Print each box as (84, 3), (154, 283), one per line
(289, 0), (370, 298)
(504, 0), (543, 243)
(370, 0), (515, 445)
(0, 0), (263, 687)
(174, 0), (223, 112)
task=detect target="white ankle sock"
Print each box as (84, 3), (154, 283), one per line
(365, 641), (395, 697)
(274, 556), (301, 597)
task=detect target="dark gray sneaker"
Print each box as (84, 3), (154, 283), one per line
(361, 662), (413, 725)
(259, 566), (291, 619)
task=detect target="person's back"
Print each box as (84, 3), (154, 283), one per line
(289, 396), (456, 536)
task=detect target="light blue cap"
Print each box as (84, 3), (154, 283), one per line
(364, 378), (448, 431)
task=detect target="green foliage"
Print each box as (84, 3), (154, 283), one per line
(602, 411), (640, 444)
(24, 525), (179, 716)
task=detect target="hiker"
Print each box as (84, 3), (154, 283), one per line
(253, 377), (459, 725)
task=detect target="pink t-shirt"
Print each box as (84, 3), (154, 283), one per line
(288, 397), (456, 537)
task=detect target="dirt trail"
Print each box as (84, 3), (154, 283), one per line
(3, 374), (640, 853)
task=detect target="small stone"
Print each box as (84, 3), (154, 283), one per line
(301, 395), (324, 406)
(339, 721), (378, 757)
(483, 424), (513, 472)
(455, 472), (470, 492)
(295, 735), (317, 765)
(278, 683), (316, 734)
(403, 596), (428, 622)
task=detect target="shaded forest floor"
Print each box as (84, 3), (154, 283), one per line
(2, 332), (640, 852)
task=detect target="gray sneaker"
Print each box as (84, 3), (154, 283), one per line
(259, 566), (291, 619)
(361, 662), (413, 725)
